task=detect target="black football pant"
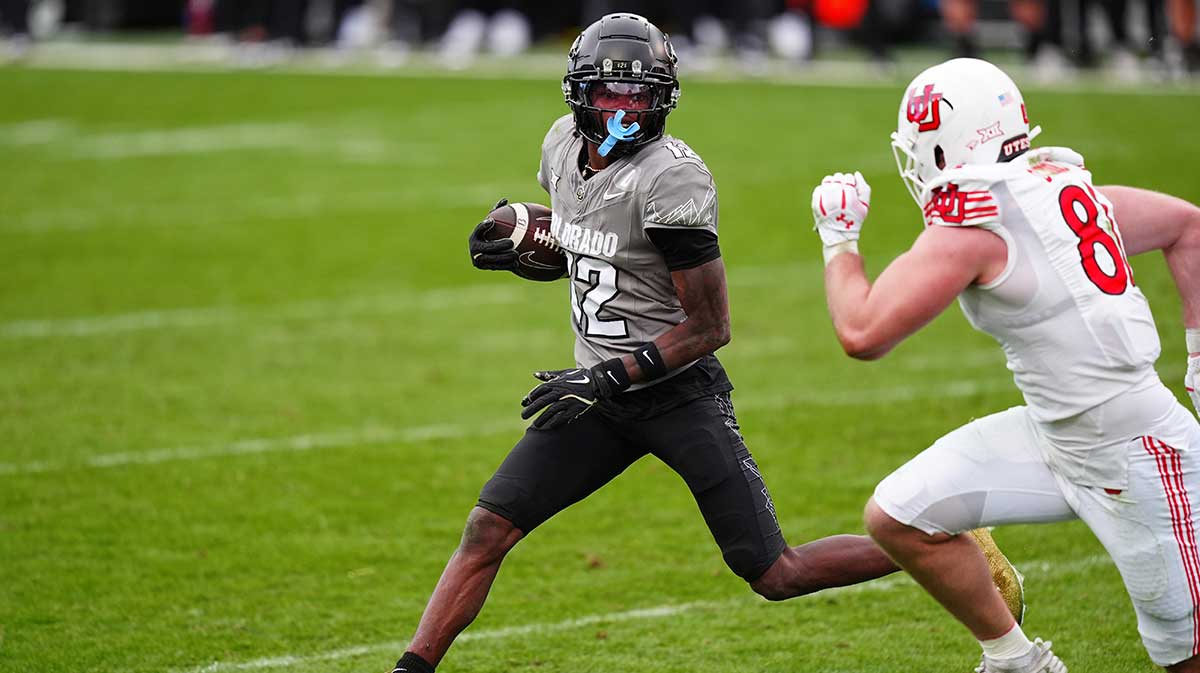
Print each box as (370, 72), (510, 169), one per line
(477, 392), (787, 583)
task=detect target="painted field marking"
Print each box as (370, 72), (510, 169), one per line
(0, 377), (1013, 476)
(2, 181), (526, 233)
(175, 553), (1112, 673)
(0, 284), (526, 338)
(0, 262), (818, 339)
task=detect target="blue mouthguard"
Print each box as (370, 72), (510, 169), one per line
(597, 109), (641, 157)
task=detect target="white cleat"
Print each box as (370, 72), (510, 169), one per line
(975, 638), (1067, 673)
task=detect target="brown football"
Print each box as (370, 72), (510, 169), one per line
(485, 202), (566, 282)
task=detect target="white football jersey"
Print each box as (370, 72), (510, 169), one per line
(925, 147), (1161, 425)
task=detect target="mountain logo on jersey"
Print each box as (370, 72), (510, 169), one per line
(906, 84), (946, 132)
(644, 185), (716, 226)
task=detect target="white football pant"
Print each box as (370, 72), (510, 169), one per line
(873, 381), (1200, 666)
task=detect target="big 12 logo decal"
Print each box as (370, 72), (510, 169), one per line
(907, 84), (944, 132)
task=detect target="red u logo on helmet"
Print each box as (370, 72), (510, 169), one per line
(906, 84), (944, 132)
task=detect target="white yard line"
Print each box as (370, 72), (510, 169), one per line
(736, 378), (1014, 410)
(68, 122), (313, 159)
(0, 284), (527, 338)
(174, 553), (1111, 673)
(0, 419), (525, 476)
(0, 263), (817, 339)
(2, 182), (524, 233)
(181, 601), (731, 673)
(0, 118), (432, 176)
(0, 118), (76, 145)
(0, 377), (1013, 476)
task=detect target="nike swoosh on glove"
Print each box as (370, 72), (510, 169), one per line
(520, 366), (614, 430)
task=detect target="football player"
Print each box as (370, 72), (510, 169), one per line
(392, 15), (1024, 673)
(811, 57), (1200, 672)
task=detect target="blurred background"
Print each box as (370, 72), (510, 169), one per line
(2, 0), (1199, 82)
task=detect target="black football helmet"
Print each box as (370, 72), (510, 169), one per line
(563, 13), (680, 154)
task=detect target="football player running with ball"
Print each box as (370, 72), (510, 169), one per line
(391, 16), (1025, 673)
(812, 57), (1200, 672)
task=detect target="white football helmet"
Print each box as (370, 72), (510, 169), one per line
(890, 58), (1042, 205)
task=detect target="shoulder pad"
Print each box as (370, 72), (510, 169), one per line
(922, 167), (1002, 229)
(543, 114), (575, 147)
(925, 164), (1008, 195)
(1023, 146), (1085, 168)
(637, 135), (708, 170)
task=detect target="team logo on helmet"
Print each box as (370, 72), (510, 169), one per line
(906, 84), (945, 132)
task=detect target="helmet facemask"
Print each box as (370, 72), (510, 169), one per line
(890, 127), (926, 206)
(564, 79), (678, 149)
(562, 14), (680, 157)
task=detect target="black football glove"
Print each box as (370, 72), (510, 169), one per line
(521, 365), (625, 430)
(469, 198), (518, 271)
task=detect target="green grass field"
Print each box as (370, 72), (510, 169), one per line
(2, 63), (1198, 673)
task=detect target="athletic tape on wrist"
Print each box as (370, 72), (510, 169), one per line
(823, 240), (859, 265)
(592, 358), (631, 398)
(634, 342), (669, 381)
(1187, 328), (1200, 355)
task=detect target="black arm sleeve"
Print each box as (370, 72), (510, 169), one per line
(645, 227), (722, 271)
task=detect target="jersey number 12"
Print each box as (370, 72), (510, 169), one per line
(569, 254), (629, 338)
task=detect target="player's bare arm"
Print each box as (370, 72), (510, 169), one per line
(825, 227), (1004, 359)
(616, 256), (731, 383)
(1098, 186), (1200, 325)
(1099, 185), (1200, 413)
(814, 172), (1006, 360)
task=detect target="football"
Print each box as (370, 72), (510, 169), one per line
(485, 202), (566, 281)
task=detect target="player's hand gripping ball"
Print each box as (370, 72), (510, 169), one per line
(811, 171), (872, 246)
(469, 198), (519, 271)
(470, 199), (566, 281)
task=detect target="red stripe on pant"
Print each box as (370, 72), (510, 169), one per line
(1162, 440), (1200, 657)
(1144, 436), (1200, 657)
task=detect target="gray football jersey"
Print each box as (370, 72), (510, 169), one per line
(535, 114), (719, 388)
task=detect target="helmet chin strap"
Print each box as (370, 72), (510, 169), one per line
(598, 109), (641, 157)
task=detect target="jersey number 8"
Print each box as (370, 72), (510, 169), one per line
(1058, 184), (1133, 295)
